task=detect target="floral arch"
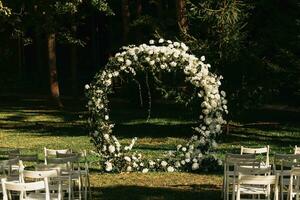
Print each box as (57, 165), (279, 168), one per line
(85, 39), (228, 173)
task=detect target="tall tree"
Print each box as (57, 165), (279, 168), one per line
(176, 0), (188, 34)
(122, 0), (130, 43)
(47, 33), (63, 107)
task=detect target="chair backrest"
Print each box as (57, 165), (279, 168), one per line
(0, 148), (20, 158)
(9, 154), (38, 163)
(0, 157), (20, 176)
(1, 178), (50, 200)
(44, 147), (71, 164)
(295, 145), (300, 155)
(240, 145), (270, 166)
(225, 153), (258, 167)
(273, 154), (300, 172)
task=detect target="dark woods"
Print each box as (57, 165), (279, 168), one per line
(0, 0), (299, 111)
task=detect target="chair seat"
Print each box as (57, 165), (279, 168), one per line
(239, 185), (268, 194)
(26, 192), (60, 200)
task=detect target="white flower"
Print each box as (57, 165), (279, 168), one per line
(161, 161), (168, 167)
(125, 59), (132, 66)
(185, 158), (191, 163)
(117, 57), (124, 62)
(158, 38), (164, 43)
(173, 42), (180, 47)
(105, 162), (113, 172)
(221, 91), (226, 97)
(181, 147), (187, 152)
(149, 40), (155, 44)
(126, 166), (132, 172)
(104, 115), (109, 120)
(180, 160), (186, 165)
(200, 56), (205, 61)
(108, 145), (115, 153)
(133, 162), (138, 168)
(193, 158), (198, 163)
(170, 61), (177, 67)
(175, 161), (181, 168)
(84, 84), (90, 90)
(145, 57), (150, 62)
(176, 144), (182, 151)
(142, 168), (149, 173)
(103, 134), (109, 140)
(124, 156), (131, 162)
(192, 162), (199, 170)
(149, 60), (155, 66)
(167, 166), (175, 172)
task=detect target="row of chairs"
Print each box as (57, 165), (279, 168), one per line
(0, 147), (91, 200)
(223, 145), (300, 200)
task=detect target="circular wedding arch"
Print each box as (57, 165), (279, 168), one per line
(85, 39), (228, 173)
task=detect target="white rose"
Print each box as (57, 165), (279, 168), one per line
(180, 160), (186, 165)
(192, 162), (199, 170)
(124, 156), (131, 162)
(117, 57), (124, 62)
(149, 60), (155, 66)
(84, 84), (90, 90)
(170, 61), (177, 67)
(158, 38), (164, 43)
(145, 57), (150, 62)
(142, 168), (149, 173)
(176, 144), (182, 151)
(103, 134), (109, 140)
(149, 40), (155, 44)
(161, 161), (168, 167)
(108, 145), (115, 153)
(200, 56), (205, 61)
(182, 147), (187, 152)
(105, 115), (109, 120)
(126, 166), (132, 172)
(125, 59), (132, 66)
(167, 166), (174, 172)
(105, 162), (113, 172)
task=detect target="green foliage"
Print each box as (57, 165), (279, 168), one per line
(91, 0), (114, 15)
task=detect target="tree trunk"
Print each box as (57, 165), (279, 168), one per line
(176, 0), (188, 34)
(35, 30), (43, 84)
(70, 43), (78, 98)
(47, 33), (63, 108)
(17, 34), (23, 80)
(136, 0), (142, 42)
(122, 0), (130, 44)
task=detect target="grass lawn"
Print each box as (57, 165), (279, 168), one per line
(0, 96), (299, 199)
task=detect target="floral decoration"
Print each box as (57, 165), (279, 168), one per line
(85, 39), (228, 172)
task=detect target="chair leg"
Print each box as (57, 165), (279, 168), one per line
(87, 174), (92, 200)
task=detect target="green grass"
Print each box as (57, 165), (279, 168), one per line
(0, 97), (299, 199)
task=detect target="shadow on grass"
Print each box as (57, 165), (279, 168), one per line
(91, 185), (220, 200)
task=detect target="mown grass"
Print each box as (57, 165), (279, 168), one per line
(0, 97), (299, 199)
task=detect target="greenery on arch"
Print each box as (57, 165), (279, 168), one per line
(85, 39), (228, 173)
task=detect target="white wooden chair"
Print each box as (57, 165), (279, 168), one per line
(20, 167), (62, 200)
(57, 150), (91, 199)
(295, 146), (300, 155)
(288, 167), (300, 200)
(235, 166), (279, 200)
(44, 147), (71, 165)
(40, 155), (80, 200)
(0, 148), (20, 159)
(1, 177), (51, 200)
(273, 154), (300, 200)
(241, 145), (270, 168)
(223, 153), (259, 200)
